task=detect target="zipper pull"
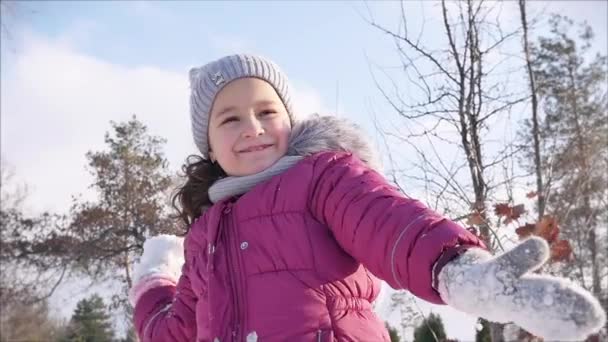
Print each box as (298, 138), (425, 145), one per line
(246, 331), (258, 342)
(207, 243), (216, 271)
(223, 202), (233, 215)
(232, 323), (240, 340)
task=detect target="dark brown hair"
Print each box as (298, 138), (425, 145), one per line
(171, 154), (226, 230)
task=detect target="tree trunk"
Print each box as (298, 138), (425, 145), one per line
(125, 252), (132, 289)
(490, 324), (505, 342)
(464, 2), (502, 340)
(519, 0), (545, 220)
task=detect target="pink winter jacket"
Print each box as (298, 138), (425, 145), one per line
(134, 151), (485, 341)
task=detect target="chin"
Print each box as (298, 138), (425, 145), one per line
(227, 149), (286, 176)
(246, 158), (278, 174)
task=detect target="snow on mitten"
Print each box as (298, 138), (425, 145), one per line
(437, 237), (606, 341)
(129, 234), (185, 306)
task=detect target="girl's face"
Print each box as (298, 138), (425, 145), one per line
(208, 78), (292, 177)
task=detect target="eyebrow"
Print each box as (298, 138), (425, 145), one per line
(215, 106), (237, 118)
(214, 100), (279, 118)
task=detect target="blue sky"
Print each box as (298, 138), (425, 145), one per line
(8, 1), (399, 114)
(1, 1), (606, 340)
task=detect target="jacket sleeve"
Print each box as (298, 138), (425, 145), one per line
(308, 152), (486, 304)
(133, 236), (206, 341)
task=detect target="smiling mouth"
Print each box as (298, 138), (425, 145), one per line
(239, 144), (273, 153)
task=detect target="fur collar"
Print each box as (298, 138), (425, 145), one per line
(287, 114), (381, 170)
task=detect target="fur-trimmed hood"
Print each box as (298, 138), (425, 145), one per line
(288, 114), (381, 170)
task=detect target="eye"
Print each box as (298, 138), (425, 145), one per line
(220, 116), (238, 125)
(259, 109), (277, 117)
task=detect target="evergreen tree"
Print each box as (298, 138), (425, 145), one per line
(385, 322), (400, 342)
(413, 313), (447, 342)
(63, 294), (115, 342)
(475, 319), (492, 342)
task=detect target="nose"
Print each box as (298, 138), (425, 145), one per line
(242, 115), (264, 138)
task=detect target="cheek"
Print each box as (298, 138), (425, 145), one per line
(279, 129), (290, 149)
(209, 128), (238, 158)
(270, 118), (291, 145)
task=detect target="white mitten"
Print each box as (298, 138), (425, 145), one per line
(438, 237), (606, 341)
(129, 234), (185, 306)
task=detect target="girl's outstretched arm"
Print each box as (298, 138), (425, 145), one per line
(308, 151), (605, 340)
(130, 235), (200, 341)
(308, 151), (485, 304)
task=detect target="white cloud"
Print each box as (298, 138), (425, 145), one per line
(0, 31), (327, 215)
(291, 81), (331, 118)
(1, 32), (189, 214)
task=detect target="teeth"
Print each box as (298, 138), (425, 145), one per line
(244, 145), (268, 152)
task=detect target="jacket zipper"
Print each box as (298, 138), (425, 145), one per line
(224, 202), (242, 341)
(232, 211), (247, 340)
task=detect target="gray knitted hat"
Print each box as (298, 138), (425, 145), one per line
(189, 54), (294, 159)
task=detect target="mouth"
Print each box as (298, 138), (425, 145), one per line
(238, 144), (274, 153)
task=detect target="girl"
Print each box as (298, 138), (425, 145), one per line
(130, 54), (605, 342)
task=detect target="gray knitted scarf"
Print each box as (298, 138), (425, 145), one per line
(208, 115), (381, 203)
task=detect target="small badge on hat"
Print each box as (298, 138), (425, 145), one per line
(210, 71), (225, 86)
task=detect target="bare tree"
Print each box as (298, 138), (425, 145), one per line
(0, 1), (37, 47)
(0, 160), (27, 210)
(0, 298), (67, 342)
(364, 1), (529, 340)
(0, 161), (73, 308)
(526, 14), (608, 337)
(0, 1), (16, 42)
(388, 290), (422, 339)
